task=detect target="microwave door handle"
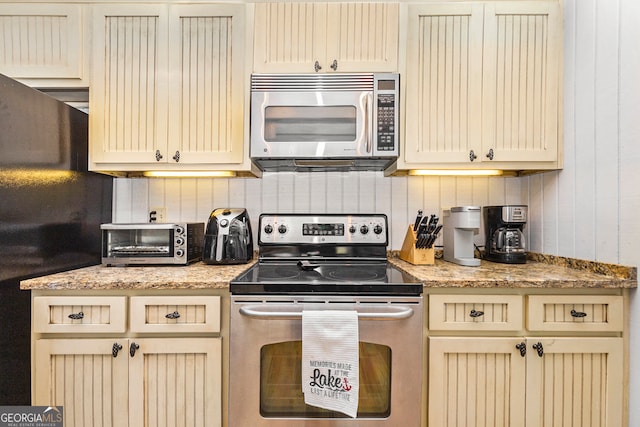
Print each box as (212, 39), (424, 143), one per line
(366, 92), (373, 154)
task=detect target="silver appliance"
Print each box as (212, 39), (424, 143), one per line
(202, 208), (253, 264)
(229, 213), (423, 427)
(483, 205), (528, 264)
(443, 206), (481, 267)
(250, 73), (399, 171)
(101, 223), (204, 266)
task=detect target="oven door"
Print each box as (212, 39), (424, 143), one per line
(250, 90), (373, 158)
(229, 295), (423, 427)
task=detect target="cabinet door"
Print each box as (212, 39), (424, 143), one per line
(482, 2), (561, 163)
(429, 337), (526, 427)
(324, 3), (399, 73)
(90, 4), (170, 165)
(404, 4), (484, 164)
(128, 338), (222, 427)
(526, 338), (623, 427)
(167, 4), (245, 164)
(0, 3), (86, 86)
(253, 2), (325, 73)
(33, 339), (129, 427)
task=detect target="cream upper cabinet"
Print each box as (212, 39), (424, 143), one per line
(0, 3), (88, 87)
(89, 3), (247, 172)
(253, 2), (399, 73)
(401, 1), (562, 171)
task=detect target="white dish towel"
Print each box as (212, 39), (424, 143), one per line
(301, 310), (359, 418)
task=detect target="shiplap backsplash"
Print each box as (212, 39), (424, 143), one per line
(113, 173), (526, 250)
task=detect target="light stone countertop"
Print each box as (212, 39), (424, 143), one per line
(20, 253), (636, 291)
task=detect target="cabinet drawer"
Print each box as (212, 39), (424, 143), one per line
(429, 295), (523, 331)
(527, 295), (624, 332)
(130, 296), (220, 333)
(33, 296), (127, 333)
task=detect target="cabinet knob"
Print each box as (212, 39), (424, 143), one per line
(469, 309), (484, 318)
(330, 59), (338, 71)
(314, 61), (322, 72)
(486, 148), (494, 160)
(130, 342), (140, 357)
(155, 150), (163, 162)
(165, 311), (181, 320)
(112, 343), (123, 358)
(570, 309), (587, 318)
(172, 151), (180, 163)
(68, 311), (84, 320)
(469, 150), (478, 162)
(532, 342), (544, 357)
(515, 342), (527, 357)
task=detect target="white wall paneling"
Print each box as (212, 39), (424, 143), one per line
(112, 173), (527, 251)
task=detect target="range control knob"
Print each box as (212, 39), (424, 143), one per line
(263, 224), (274, 234)
(278, 224), (288, 234)
(360, 225), (369, 235)
(373, 224), (384, 235)
(349, 225), (357, 234)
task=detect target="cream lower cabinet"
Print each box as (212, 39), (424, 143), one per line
(253, 2), (399, 73)
(32, 294), (222, 427)
(89, 4), (248, 173)
(401, 1), (562, 172)
(428, 293), (625, 427)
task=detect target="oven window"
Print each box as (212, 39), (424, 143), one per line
(260, 341), (391, 418)
(264, 106), (357, 142)
(104, 229), (173, 257)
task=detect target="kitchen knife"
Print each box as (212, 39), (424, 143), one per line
(426, 224), (443, 248)
(413, 210), (423, 232)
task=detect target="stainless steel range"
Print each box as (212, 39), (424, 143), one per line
(229, 214), (423, 427)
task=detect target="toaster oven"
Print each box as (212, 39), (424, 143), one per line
(101, 223), (204, 266)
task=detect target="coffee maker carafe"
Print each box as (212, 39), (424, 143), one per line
(483, 205), (527, 264)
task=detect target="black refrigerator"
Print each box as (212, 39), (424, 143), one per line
(0, 73), (113, 404)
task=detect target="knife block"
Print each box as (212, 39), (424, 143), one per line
(399, 225), (435, 265)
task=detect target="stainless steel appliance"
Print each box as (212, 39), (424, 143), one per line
(203, 208), (253, 264)
(101, 223), (204, 266)
(250, 73), (399, 171)
(483, 205), (528, 264)
(230, 214), (423, 427)
(0, 73), (113, 404)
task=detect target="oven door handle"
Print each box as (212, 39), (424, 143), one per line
(238, 305), (415, 321)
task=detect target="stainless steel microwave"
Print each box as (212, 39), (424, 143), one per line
(101, 223), (204, 266)
(250, 73), (399, 171)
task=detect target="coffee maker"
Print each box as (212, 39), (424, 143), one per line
(482, 205), (528, 264)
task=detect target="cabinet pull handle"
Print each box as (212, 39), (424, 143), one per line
(486, 148), (494, 160)
(469, 150), (478, 162)
(314, 61), (322, 72)
(172, 151), (180, 162)
(469, 309), (484, 318)
(570, 309), (587, 318)
(165, 311), (181, 320)
(130, 342), (140, 357)
(155, 150), (163, 162)
(112, 343), (123, 358)
(330, 59), (338, 71)
(515, 342), (526, 357)
(68, 311), (84, 320)
(532, 342), (544, 357)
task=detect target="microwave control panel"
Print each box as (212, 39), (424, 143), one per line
(374, 74), (399, 156)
